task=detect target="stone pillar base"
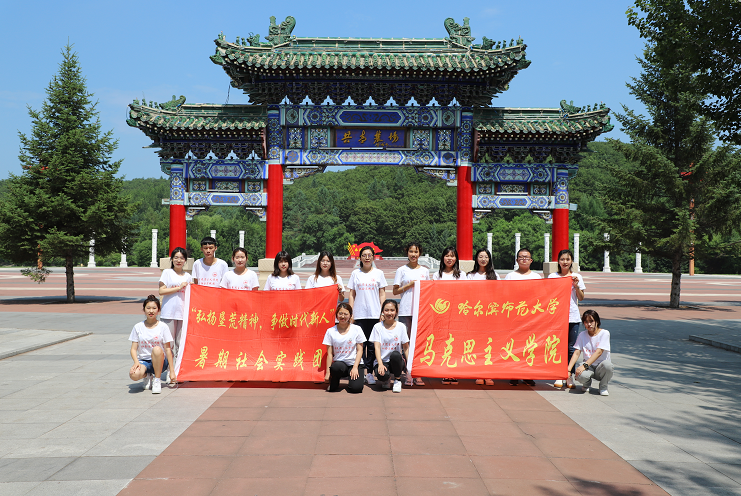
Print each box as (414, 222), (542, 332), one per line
(257, 258), (275, 290)
(459, 260), (475, 274)
(542, 261), (558, 278)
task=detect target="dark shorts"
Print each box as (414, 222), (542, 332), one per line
(140, 357), (169, 375)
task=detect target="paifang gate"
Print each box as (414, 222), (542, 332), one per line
(126, 16), (614, 264)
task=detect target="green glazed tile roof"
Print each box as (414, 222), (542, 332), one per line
(475, 106), (614, 140)
(127, 103), (267, 138)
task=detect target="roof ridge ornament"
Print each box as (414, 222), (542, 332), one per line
(159, 95), (186, 111)
(265, 16), (296, 46)
(444, 17), (475, 47)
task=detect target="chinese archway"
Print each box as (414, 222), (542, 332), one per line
(126, 16), (613, 262)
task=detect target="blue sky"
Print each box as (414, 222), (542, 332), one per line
(0, 1), (646, 180)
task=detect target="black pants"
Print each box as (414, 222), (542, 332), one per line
(328, 361), (365, 393)
(373, 351), (404, 381)
(355, 318), (377, 372)
(567, 322), (580, 374)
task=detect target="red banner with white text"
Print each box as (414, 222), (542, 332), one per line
(177, 285), (337, 381)
(410, 278), (572, 379)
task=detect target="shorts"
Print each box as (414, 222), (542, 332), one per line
(140, 357), (169, 375)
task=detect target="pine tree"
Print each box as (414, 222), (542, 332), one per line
(0, 44), (137, 302)
(602, 42), (741, 307)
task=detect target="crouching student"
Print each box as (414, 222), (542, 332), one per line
(129, 295), (176, 394)
(566, 309), (614, 396)
(323, 303), (366, 393)
(371, 300), (410, 393)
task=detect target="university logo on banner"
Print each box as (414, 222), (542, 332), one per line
(176, 285), (338, 381)
(409, 278), (572, 379)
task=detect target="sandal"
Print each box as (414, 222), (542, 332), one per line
(405, 376), (414, 386)
(450, 378), (458, 385)
(414, 377), (425, 386)
(442, 378), (451, 385)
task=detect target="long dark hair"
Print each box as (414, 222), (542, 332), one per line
(313, 251), (337, 283)
(358, 246), (375, 271)
(169, 247), (187, 270)
(438, 246), (461, 279)
(557, 249), (574, 274)
(272, 250), (294, 277)
(468, 248), (498, 280)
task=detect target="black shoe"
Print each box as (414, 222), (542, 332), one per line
(509, 380), (519, 386)
(523, 379), (536, 386)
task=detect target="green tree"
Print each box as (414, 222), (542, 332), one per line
(0, 44), (137, 302)
(602, 40), (741, 307)
(627, 0), (741, 144)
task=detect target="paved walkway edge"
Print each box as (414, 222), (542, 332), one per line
(0, 331), (92, 360)
(689, 334), (741, 354)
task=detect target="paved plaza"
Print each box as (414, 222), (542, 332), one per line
(0, 267), (740, 495)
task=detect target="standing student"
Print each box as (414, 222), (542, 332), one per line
(566, 310), (613, 396)
(467, 249), (498, 386)
(432, 246), (463, 385)
(263, 250), (302, 290)
(467, 249), (499, 281)
(504, 248), (541, 387)
(220, 248), (259, 291)
(433, 246), (463, 281)
(192, 236), (228, 287)
(371, 300), (410, 393)
(305, 251), (345, 303)
(158, 247), (192, 362)
(393, 242), (429, 386)
(323, 303), (366, 393)
(549, 249), (586, 389)
(129, 295), (176, 394)
(347, 246), (387, 386)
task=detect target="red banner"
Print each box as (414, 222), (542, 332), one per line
(177, 285), (337, 381)
(410, 278), (572, 379)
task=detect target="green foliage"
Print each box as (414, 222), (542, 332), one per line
(0, 45), (137, 301)
(600, 37), (741, 305)
(627, 0), (741, 144)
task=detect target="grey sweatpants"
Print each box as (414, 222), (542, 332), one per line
(575, 359), (613, 390)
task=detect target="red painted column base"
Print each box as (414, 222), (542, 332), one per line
(456, 165), (473, 260)
(169, 204), (187, 256)
(551, 208), (569, 261)
(265, 162), (284, 259)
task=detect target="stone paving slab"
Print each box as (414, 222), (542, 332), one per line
(0, 329), (92, 360)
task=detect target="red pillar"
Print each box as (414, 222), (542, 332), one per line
(457, 165), (473, 260)
(265, 162), (283, 259)
(169, 204), (187, 255)
(551, 208), (569, 261)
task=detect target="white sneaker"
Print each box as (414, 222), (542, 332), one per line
(366, 373), (376, 385)
(152, 377), (161, 394)
(552, 380), (564, 388)
(582, 380), (592, 391)
(599, 388), (609, 396)
(143, 374), (152, 390)
(392, 380), (402, 393)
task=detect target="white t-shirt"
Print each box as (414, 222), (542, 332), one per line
(467, 271), (499, 281)
(432, 271), (463, 280)
(220, 269), (259, 291)
(263, 274), (302, 291)
(504, 271), (542, 280)
(369, 321), (409, 365)
(322, 324), (366, 366)
(575, 329), (611, 366)
(305, 274), (345, 291)
(548, 272), (586, 323)
(159, 269), (193, 320)
(129, 321), (174, 361)
(193, 258), (229, 288)
(394, 265), (430, 316)
(347, 268), (388, 320)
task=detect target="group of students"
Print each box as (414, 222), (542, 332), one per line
(128, 237), (614, 396)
